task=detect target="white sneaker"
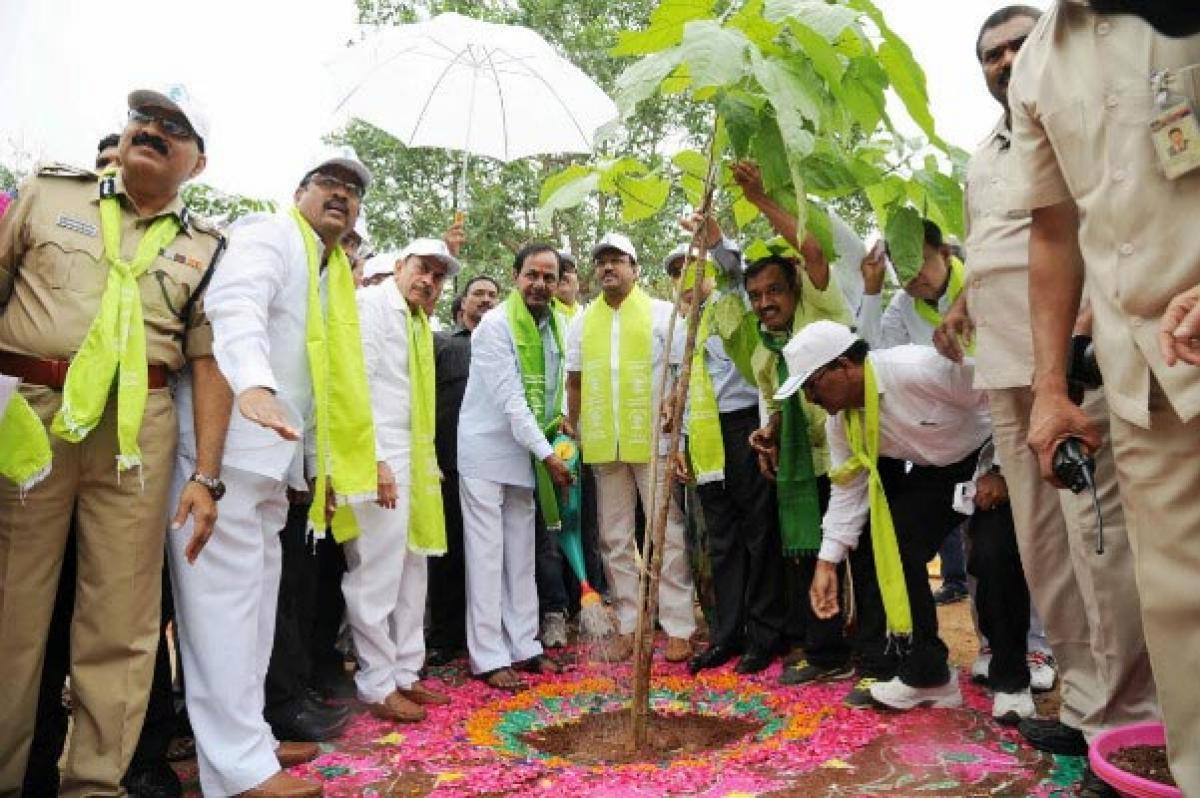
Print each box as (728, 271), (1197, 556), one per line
(540, 611), (569, 648)
(868, 676), (963, 710)
(971, 648), (992, 683)
(1027, 651), (1057, 692)
(992, 688), (1036, 725)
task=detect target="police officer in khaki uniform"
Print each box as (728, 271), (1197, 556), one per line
(1008, 4), (1200, 794)
(0, 84), (231, 797)
(935, 6), (1158, 780)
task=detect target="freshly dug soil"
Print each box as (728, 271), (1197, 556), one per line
(521, 708), (763, 765)
(1109, 744), (1177, 787)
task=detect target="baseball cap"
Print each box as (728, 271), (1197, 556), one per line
(128, 83), (211, 144)
(363, 252), (399, 280)
(399, 238), (461, 276)
(304, 145), (371, 193)
(590, 232), (637, 263)
(773, 320), (859, 401)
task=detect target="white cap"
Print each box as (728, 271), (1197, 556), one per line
(305, 145), (371, 192)
(399, 238), (461, 276)
(663, 242), (709, 270)
(590, 232), (637, 263)
(363, 252), (399, 280)
(128, 84), (211, 144)
(773, 320), (859, 401)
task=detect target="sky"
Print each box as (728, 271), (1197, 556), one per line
(0, 0), (1047, 203)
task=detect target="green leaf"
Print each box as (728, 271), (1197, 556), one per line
(672, 149), (709, 180)
(537, 170), (601, 228)
(763, 0), (860, 39)
(883, 204), (924, 282)
(614, 47), (686, 119)
(806, 201), (837, 262)
(785, 19), (845, 89)
(539, 164), (596, 205)
(750, 50), (821, 157)
(726, 0), (784, 51)
(878, 39), (942, 147)
(840, 56), (888, 131)
(801, 149), (860, 196)
(678, 20), (751, 89)
(749, 114), (792, 195)
(718, 91), (766, 157)
(661, 62), (692, 95)
(733, 193), (760, 228)
(912, 167), (965, 238)
(613, 173), (671, 222)
(612, 0), (716, 56)
(864, 174), (906, 225)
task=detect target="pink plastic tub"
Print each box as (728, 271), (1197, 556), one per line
(1089, 722), (1182, 798)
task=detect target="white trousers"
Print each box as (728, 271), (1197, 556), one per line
(343, 484), (428, 703)
(460, 476), (543, 674)
(167, 460), (287, 797)
(593, 460), (696, 639)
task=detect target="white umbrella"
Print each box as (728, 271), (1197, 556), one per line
(328, 12), (617, 201)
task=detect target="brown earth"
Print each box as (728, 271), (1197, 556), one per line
(1109, 744), (1177, 787)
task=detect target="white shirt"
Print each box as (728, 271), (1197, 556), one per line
(203, 211), (320, 490)
(565, 291), (684, 461)
(855, 290), (951, 350)
(819, 345), (992, 564)
(458, 302), (562, 488)
(357, 280), (412, 473)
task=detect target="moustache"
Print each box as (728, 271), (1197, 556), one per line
(323, 198), (349, 215)
(132, 132), (169, 157)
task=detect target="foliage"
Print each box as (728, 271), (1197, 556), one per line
(536, 0), (968, 277)
(182, 183), (277, 226)
(0, 163), (20, 194)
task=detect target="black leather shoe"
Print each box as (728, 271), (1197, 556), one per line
(687, 644), (741, 675)
(734, 650), (775, 675)
(1018, 718), (1088, 756)
(303, 691), (353, 724)
(123, 762), (182, 798)
(1078, 764), (1119, 798)
(265, 699), (348, 743)
(425, 647), (464, 667)
(311, 668), (357, 701)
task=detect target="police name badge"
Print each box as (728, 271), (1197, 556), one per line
(55, 215), (97, 237)
(1150, 69), (1200, 180)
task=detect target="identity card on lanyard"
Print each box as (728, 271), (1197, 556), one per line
(1149, 68), (1200, 180)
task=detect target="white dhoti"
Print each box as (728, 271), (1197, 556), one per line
(167, 460), (287, 797)
(342, 474), (428, 703)
(459, 475), (543, 675)
(593, 459), (696, 639)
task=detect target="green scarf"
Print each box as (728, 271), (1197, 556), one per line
(51, 178), (180, 470)
(552, 297), (580, 320)
(913, 256), (966, 329)
(687, 302), (724, 484)
(828, 357), (912, 638)
(0, 393), (52, 494)
(760, 326), (822, 556)
(291, 208), (377, 543)
(505, 290), (565, 529)
(406, 301), (447, 555)
(579, 286), (653, 464)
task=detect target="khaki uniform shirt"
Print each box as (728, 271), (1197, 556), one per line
(0, 164), (221, 370)
(1008, 4), (1200, 427)
(964, 117), (1036, 390)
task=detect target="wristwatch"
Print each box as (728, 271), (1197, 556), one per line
(189, 472), (226, 501)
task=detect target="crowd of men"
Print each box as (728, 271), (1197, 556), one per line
(0, 3), (1198, 798)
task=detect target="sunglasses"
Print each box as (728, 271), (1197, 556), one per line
(309, 172), (365, 200)
(128, 108), (197, 141)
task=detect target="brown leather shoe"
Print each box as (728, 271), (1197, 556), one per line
(591, 633), (633, 663)
(238, 770), (323, 797)
(397, 682), (451, 706)
(366, 690), (426, 722)
(276, 741), (319, 768)
(664, 637), (692, 662)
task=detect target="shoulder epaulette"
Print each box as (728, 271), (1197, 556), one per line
(35, 161), (97, 180)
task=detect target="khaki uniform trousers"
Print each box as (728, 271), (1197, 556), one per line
(989, 387), (1157, 740)
(1110, 381), (1200, 796)
(0, 385), (176, 797)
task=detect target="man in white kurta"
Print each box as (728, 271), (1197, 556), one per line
(343, 240), (457, 721)
(565, 233), (695, 663)
(169, 148), (371, 798)
(458, 244), (573, 688)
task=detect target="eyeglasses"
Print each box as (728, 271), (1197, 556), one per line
(309, 172), (365, 200)
(128, 108), (196, 141)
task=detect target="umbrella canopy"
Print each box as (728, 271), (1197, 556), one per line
(328, 12), (617, 163)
